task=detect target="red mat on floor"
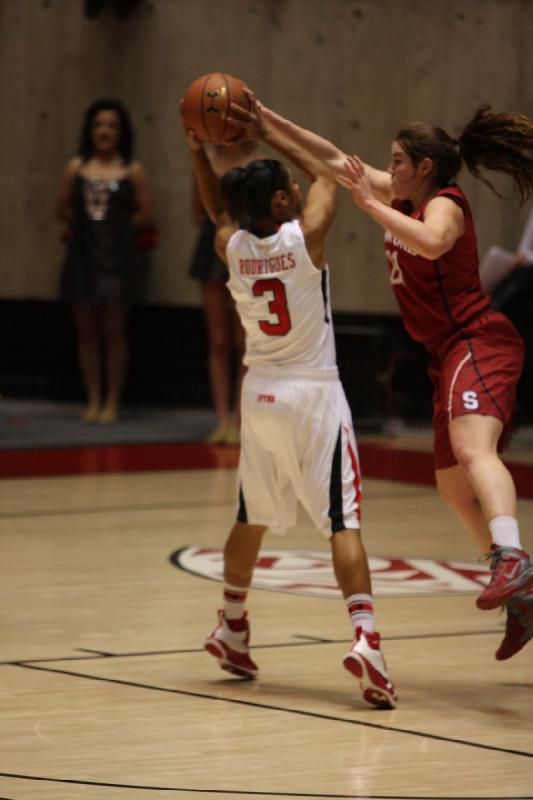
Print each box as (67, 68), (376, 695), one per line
(1, 440), (532, 499)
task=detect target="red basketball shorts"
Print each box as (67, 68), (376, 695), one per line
(428, 311), (524, 470)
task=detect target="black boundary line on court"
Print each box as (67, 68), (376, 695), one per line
(1, 772), (532, 800)
(0, 628), (507, 667)
(0, 772), (532, 800)
(10, 661), (533, 760)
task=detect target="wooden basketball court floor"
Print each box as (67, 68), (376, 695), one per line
(1, 446), (532, 799)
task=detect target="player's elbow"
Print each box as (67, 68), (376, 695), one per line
(325, 155), (348, 180)
(419, 235), (453, 261)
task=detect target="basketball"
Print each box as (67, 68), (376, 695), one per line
(181, 73), (251, 144)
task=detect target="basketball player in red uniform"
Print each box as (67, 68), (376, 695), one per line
(232, 99), (533, 661)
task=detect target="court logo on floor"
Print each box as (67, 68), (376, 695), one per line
(171, 547), (490, 598)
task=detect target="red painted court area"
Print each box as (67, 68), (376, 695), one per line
(2, 440), (532, 499)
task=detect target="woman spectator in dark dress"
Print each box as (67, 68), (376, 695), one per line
(57, 99), (155, 423)
(189, 141), (261, 445)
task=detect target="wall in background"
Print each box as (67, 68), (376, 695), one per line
(2, 297), (532, 428)
(1, 0), (532, 312)
(0, 299), (429, 430)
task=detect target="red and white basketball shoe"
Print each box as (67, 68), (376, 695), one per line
(204, 610), (259, 679)
(476, 545), (533, 610)
(495, 590), (533, 661)
(343, 628), (397, 709)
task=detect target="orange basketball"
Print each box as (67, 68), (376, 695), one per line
(181, 73), (251, 144)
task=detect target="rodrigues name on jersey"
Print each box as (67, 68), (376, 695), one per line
(226, 220), (337, 376)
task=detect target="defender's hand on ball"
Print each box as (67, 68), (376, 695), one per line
(228, 88), (267, 141)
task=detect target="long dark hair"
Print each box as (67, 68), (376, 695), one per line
(396, 105), (533, 204)
(220, 159), (291, 226)
(78, 99), (134, 163)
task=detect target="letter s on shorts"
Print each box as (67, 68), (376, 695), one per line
(462, 390), (479, 410)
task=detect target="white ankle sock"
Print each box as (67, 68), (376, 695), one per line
(346, 593), (374, 634)
(488, 516), (522, 550)
(223, 583), (248, 619)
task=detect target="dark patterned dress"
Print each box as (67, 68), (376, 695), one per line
(189, 217), (229, 283)
(61, 175), (147, 306)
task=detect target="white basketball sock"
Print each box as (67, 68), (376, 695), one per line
(488, 516), (522, 550)
(223, 583), (248, 620)
(346, 593), (374, 634)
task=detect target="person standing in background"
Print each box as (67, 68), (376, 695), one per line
(479, 206), (533, 295)
(189, 141), (261, 445)
(57, 99), (156, 423)
(479, 207), (533, 431)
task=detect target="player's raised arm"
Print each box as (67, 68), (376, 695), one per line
(259, 119), (338, 268)
(228, 95), (318, 182)
(181, 123), (236, 260)
(258, 103), (393, 205)
(228, 95), (337, 268)
(182, 126), (224, 225)
(343, 154), (464, 260)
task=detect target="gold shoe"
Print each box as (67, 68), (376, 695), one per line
(225, 423), (241, 447)
(82, 405), (100, 423)
(206, 422), (228, 444)
(98, 406), (119, 424)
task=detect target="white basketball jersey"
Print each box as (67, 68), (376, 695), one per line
(226, 220), (337, 376)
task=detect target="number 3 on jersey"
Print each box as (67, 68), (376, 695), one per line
(252, 278), (292, 336)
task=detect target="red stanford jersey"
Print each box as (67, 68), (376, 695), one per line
(384, 185), (491, 350)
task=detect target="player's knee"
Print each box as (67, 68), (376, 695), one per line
(450, 440), (479, 470)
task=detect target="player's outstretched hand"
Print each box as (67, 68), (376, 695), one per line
(179, 100), (203, 151)
(228, 88), (268, 141)
(343, 155), (374, 209)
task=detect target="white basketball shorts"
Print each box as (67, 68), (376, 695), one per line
(236, 368), (361, 537)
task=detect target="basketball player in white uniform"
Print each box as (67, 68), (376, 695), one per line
(182, 99), (397, 709)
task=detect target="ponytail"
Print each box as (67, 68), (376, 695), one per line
(396, 105), (533, 204)
(458, 105), (533, 204)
